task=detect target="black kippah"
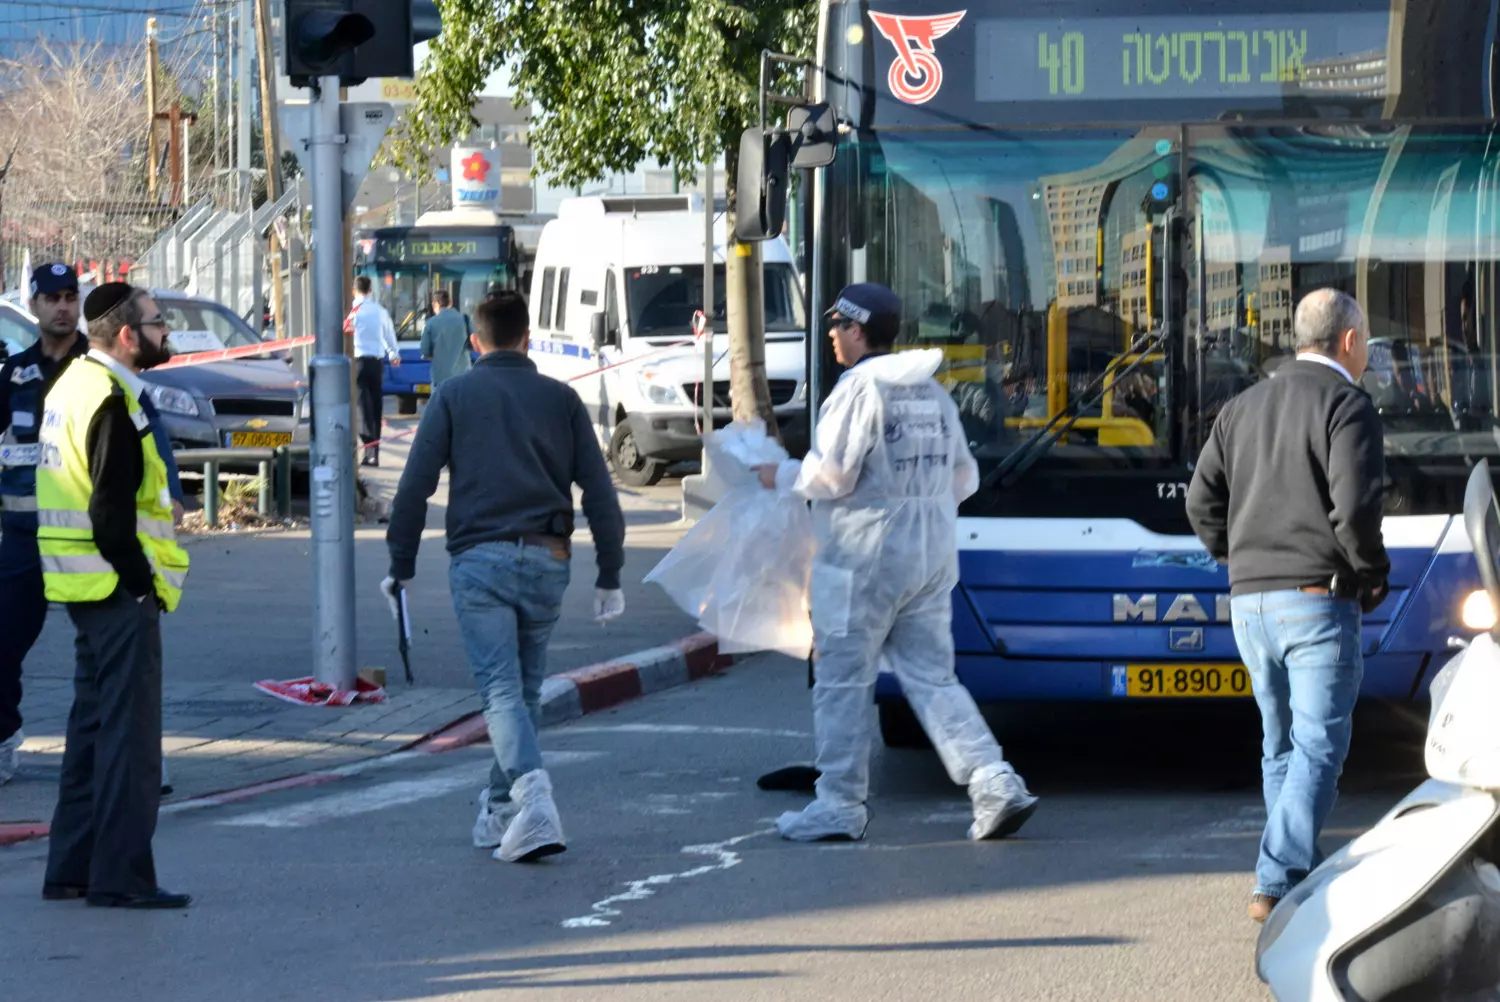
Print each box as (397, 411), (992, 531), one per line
(84, 282), (135, 323)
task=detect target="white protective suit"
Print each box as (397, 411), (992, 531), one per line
(773, 348), (1037, 841)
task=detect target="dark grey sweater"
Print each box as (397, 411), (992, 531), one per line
(1186, 359), (1389, 597)
(386, 351), (626, 589)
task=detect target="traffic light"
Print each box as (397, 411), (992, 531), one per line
(283, 0), (442, 87)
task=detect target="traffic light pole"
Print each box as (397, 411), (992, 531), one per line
(308, 74), (358, 690)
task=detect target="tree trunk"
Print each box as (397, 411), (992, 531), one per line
(723, 149), (779, 439)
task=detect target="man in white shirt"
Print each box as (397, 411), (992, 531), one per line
(349, 276), (401, 467)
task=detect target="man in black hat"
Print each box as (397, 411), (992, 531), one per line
(0, 263), (86, 785)
(35, 281), (191, 909)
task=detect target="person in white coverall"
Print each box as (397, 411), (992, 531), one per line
(757, 282), (1039, 842)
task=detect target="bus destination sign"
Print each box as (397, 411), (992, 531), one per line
(373, 234), (503, 263)
(975, 14), (1389, 103)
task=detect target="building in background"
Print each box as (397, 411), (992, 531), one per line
(0, 0), (208, 64)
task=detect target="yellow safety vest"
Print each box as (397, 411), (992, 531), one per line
(35, 357), (190, 611)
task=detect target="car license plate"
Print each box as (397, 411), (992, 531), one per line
(228, 431), (293, 448)
(415, 383), (431, 394)
(1111, 664), (1253, 698)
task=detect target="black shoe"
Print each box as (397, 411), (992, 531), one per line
(86, 888), (192, 910)
(757, 765), (821, 792)
(42, 883), (87, 901)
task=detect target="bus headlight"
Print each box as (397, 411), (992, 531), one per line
(1462, 590), (1497, 631)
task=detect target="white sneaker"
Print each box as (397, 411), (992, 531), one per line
(472, 787), (520, 849)
(775, 798), (868, 842)
(968, 764), (1038, 841)
(0, 730), (22, 786)
(493, 770), (566, 863)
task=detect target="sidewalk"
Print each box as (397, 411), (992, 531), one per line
(3, 410), (705, 830)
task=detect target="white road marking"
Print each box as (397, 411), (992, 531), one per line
(561, 828), (770, 929)
(624, 791), (739, 817)
(215, 751), (602, 829)
(560, 723), (811, 739)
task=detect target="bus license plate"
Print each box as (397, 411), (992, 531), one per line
(228, 431), (293, 448)
(1112, 664), (1253, 698)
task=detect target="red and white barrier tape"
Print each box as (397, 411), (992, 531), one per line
(159, 335), (316, 369)
(359, 315), (716, 452)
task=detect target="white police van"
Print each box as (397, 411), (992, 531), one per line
(527, 194), (807, 486)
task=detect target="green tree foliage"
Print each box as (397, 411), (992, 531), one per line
(384, 0), (818, 433)
(384, 0), (815, 188)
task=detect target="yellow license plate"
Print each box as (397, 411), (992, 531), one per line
(1113, 664), (1253, 698)
(229, 431), (293, 448)
(415, 383), (431, 394)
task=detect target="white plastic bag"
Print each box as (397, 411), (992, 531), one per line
(646, 420), (815, 659)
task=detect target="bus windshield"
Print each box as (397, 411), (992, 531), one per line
(354, 226), (518, 340)
(829, 124), (1500, 499)
(828, 129), (1180, 469)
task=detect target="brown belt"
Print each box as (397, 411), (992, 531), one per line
(502, 533), (570, 559)
(1298, 586), (1330, 595)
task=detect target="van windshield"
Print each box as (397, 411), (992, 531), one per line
(626, 262), (805, 339)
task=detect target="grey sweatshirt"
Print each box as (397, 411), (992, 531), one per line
(386, 351), (626, 589)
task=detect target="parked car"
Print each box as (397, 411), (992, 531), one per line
(3, 291), (310, 464)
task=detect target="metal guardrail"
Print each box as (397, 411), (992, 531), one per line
(174, 444), (311, 525)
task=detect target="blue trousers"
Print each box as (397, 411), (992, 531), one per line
(448, 541), (571, 806)
(1231, 590), (1363, 899)
(0, 522), (47, 743)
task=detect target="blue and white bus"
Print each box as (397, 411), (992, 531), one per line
(784, 0), (1500, 743)
(353, 221), (524, 412)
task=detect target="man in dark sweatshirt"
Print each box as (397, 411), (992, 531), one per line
(383, 291), (625, 864)
(1187, 287), (1389, 924)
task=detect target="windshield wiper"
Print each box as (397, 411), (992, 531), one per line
(980, 323), (1172, 492)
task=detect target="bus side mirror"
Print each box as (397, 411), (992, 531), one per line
(735, 126), (790, 242)
(590, 311), (610, 350)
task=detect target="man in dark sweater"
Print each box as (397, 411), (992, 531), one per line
(383, 291), (625, 864)
(1187, 287), (1389, 924)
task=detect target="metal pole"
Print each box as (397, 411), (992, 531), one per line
(702, 161), (714, 440)
(309, 76), (357, 690)
(146, 19), (161, 204)
(237, 0), (253, 213)
(257, 460), (271, 517)
(211, 6), (222, 201)
(204, 460), (220, 525)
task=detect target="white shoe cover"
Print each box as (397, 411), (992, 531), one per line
(471, 787), (520, 849)
(493, 770), (566, 862)
(968, 764), (1038, 841)
(776, 799), (869, 842)
(0, 729), (22, 786)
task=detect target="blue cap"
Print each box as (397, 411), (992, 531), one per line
(29, 263), (78, 298)
(828, 282), (901, 325)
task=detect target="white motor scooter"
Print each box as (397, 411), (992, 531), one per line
(1257, 460), (1500, 1002)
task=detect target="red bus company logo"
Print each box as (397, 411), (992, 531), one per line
(461, 152), (491, 183)
(868, 10), (966, 105)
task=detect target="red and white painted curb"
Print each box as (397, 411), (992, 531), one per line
(0, 632), (735, 848)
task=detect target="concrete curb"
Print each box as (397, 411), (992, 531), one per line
(409, 631), (735, 751)
(0, 632), (735, 848)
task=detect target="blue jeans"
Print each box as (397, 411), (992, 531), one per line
(1231, 590), (1363, 899)
(449, 541), (571, 806)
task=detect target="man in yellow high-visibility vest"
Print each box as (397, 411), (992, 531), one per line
(34, 282), (191, 911)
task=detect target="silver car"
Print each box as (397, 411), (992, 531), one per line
(2, 292), (310, 465)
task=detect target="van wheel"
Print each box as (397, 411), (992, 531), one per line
(610, 418), (665, 487)
(879, 701), (932, 750)
(397, 395), (418, 415)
